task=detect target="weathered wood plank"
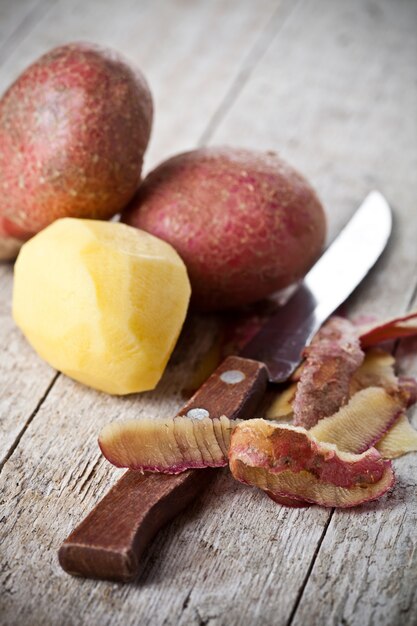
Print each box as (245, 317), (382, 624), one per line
(0, 0), (416, 625)
(254, 1), (417, 622)
(0, 0), (57, 64)
(0, 264), (57, 466)
(0, 373), (329, 626)
(0, 0), (279, 167)
(175, 0), (417, 623)
(291, 343), (417, 626)
(0, 0), (60, 471)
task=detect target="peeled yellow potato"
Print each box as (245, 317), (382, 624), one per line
(13, 218), (191, 395)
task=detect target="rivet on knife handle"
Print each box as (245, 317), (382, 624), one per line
(58, 355), (268, 582)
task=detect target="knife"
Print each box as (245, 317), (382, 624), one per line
(58, 191), (392, 582)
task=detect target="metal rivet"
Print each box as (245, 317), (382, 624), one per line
(186, 408), (210, 420)
(220, 370), (246, 384)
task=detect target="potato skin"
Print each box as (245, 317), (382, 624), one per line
(0, 43), (153, 248)
(122, 147), (326, 311)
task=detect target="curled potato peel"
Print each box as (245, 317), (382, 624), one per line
(229, 420), (394, 508)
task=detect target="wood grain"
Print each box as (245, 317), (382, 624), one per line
(0, 0), (280, 167)
(0, 264), (57, 466)
(0, 0), (56, 64)
(207, 3), (417, 624)
(0, 0), (60, 472)
(291, 325), (417, 626)
(59, 469), (217, 582)
(0, 0), (416, 624)
(59, 356), (267, 581)
(212, 0), (417, 246)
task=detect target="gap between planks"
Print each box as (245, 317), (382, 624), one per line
(286, 260), (417, 625)
(198, 0), (299, 146)
(286, 510), (335, 626)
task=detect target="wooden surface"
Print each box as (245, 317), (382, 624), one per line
(59, 356), (268, 582)
(0, 0), (416, 624)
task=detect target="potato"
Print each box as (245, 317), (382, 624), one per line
(13, 219), (190, 395)
(122, 147), (326, 310)
(0, 43), (153, 260)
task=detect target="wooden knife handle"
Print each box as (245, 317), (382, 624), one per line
(58, 356), (268, 582)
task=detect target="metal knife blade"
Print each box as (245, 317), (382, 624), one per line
(240, 191), (392, 382)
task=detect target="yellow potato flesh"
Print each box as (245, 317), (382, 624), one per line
(13, 218), (191, 395)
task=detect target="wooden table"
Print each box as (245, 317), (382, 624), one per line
(1, 1), (416, 624)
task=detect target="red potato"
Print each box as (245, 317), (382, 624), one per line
(122, 147), (326, 311)
(0, 43), (153, 259)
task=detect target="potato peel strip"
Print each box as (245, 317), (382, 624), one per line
(229, 420), (394, 508)
(293, 317), (364, 429)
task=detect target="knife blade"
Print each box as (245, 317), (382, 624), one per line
(241, 190), (392, 380)
(59, 191), (392, 582)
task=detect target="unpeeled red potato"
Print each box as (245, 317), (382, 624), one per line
(0, 43), (153, 259)
(13, 219), (190, 395)
(122, 147), (326, 311)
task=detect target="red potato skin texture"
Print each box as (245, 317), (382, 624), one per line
(232, 425), (388, 489)
(122, 147), (326, 311)
(98, 438), (228, 474)
(0, 43), (153, 242)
